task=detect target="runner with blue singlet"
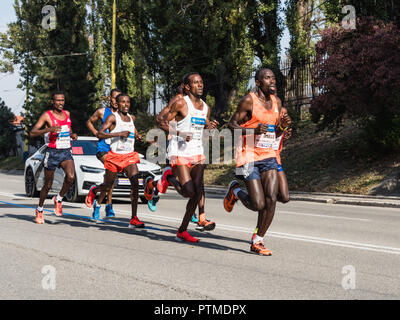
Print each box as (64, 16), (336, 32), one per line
(86, 88), (122, 220)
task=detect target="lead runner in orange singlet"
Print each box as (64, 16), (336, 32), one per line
(223, 68), (291, 256)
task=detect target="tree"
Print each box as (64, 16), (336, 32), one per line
(0, 98), (16, 158)
(310, 17), (400, 152)
(0, 0), (97, 136)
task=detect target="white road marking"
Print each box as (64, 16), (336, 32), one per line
(0, 192), (398, 255)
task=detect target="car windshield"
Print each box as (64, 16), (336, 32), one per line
(71, 140), (97, 155)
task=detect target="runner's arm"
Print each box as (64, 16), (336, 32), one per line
(86, 108), (104, 137)
(30, 113), (60, 138)
(97, 114), (129, 139)
(205, 106), (219, 129)
(228, 95), (267, 135)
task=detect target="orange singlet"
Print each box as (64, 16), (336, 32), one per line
(235, 93), (279, 167)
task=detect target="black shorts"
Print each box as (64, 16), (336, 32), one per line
(44, 148), (74, 171)
(96, 151), (108, 162)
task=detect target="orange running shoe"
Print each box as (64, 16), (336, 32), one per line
(34, 209), (44, 224)
(157, 166), (172, 194)
(176, 229), (199, 243)
(250, 241), (272, 256)
(144, 176), (155, 201)
(52, 196), (62, 216)
(197, 218), (216, 231)
(223, 180), (239, 213)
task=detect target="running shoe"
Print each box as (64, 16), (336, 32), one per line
(144, 176), (155, 201)
(223, 180), (239, 213)
(147, 194), (159, 212)
(105, 203), (115, 218)
(34, 209), (44, 224)
(197, 219), (216, 231)
(157, 166), (172, 194)
(250, 241), (272, 256)
(52, 196), (63, 216)
(92, 200), (100, 220)
(85, 185), (97, 208)
(175, 229), (199, 243)
(128, 216), (145, 228)
(191, 213), (199, 223)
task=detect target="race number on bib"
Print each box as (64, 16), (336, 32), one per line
(56, 125), (71, 149)
(116, 132), (135, 152)
(255, 125), (276, 149)
(190, 117), (206, 140)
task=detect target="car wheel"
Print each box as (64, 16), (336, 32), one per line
(65, 179), (83, 202)
(25, 167), (39, 197)
(140, 196), (148, 204)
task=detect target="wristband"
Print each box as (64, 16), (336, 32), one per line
(279, 125), (288, 131)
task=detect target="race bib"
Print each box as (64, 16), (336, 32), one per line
(56, 125), (71, 149)
(190, 117), (206, 140)
(255, 125), (276, 149)
(116, 132), (135, 152)
(273, 135), (283, 151)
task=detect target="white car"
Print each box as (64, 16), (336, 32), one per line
(24, 136), (162, 203)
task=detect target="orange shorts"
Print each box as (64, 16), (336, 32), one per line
(169, 154), (205, 168)
(104, 151), (140, 173)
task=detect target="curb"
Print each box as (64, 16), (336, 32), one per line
(202, 185), (400, 209)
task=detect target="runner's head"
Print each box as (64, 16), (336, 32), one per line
(51, 91), (65, 112)
(255, 68), (276, 95)
(176, 73), (189, 95)
(184, 72), (203, 98)
(109, 88), (122, 110)
(116, 93), (131, 115)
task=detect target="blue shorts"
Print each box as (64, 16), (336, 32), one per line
(44, 148), (74, 171)
(236, 157), (279, 181)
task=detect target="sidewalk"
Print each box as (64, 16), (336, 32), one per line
(202, 185), (400, 209)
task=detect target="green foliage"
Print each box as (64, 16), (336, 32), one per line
(0, 98), (16, 158)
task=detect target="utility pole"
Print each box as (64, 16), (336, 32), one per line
(111, 0), (116, 89)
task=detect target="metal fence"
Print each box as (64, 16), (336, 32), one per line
(280, 56), (319, 118)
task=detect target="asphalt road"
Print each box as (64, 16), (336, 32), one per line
(0, 172), (399, 300)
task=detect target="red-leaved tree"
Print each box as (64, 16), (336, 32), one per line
(310, 17), (400, 152)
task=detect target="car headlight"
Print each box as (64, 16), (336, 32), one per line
(80, 165), (105, 173)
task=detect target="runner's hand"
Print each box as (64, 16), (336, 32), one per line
(281, 113), (291, 128)
(119, 131), (130, 138)
(136, 133), (143, 141)
(254, 123), (268, 135)
(208, 120), (219, 130)
(71, 133), (78, 140)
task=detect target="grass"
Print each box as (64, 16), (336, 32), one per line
(0, 156), (25, 171)
(203, 120), (400, 195)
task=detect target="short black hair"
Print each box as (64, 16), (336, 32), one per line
(183, 72), (200, 86)
(51, 91), (65, 100)
(255, 68), (273, 82)
(116, 93), (130, 102)
(110, 88), (122, 96)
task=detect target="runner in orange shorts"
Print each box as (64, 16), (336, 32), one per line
(85, 93), (145, 229)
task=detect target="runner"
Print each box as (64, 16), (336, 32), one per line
(86, 88), (121, 220)
(145, 72), (218, 242)
(223, 68), (290, 255)
(30, 91), (78, 224)
(251, 106), (292, 242)
(85, 93), (145, 229)
(146, 74), (208, 229)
